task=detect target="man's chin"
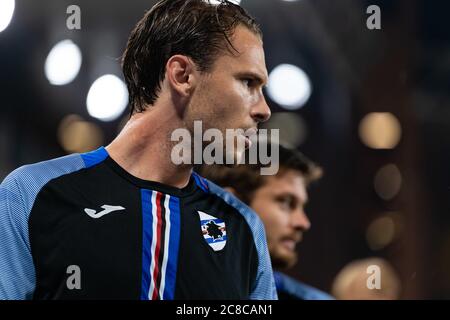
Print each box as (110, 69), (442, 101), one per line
(271, 251), (298, 270)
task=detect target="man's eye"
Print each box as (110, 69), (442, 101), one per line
(276, 197), (292, 210)
(242, 78), (253, 87)
(279, 202), (289, 210)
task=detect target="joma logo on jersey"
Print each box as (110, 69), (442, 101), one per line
(198, 211), (227, 251)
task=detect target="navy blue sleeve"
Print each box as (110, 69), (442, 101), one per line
(0, 168), (36, 299)
(0, 154), (86, 299)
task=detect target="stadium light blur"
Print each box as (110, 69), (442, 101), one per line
(366, 216), (396, 250)
(58, 114), (104, 153)
(87, 74), (129, 122)
(261, 112), (307, 147)
(0, 0), (15, 33)
(359, 112), (401, 149)
(374, 164), (402, 201)
(267, 64), (312, 110)
(45, 40), (82, 86)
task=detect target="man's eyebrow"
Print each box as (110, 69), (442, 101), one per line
(236, 71), (268, 86)
(275, 192), (308, 205)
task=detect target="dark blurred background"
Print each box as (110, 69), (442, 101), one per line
(0, 0), (449, 299)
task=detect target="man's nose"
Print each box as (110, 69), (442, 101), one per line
(291, 209), (311, 232)
(250, 96), (271, 124)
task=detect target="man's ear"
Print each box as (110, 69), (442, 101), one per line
(165, 55), (197, 98)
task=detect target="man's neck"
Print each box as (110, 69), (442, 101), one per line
(106, 105), (192, 189)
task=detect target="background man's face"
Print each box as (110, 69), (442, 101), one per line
(186, 25), (271, 164)
(250, 169), (311, 269)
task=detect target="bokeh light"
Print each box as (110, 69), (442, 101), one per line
(86, 74), (129, 122)
(58, 114), (104, 153)
(359, 112), (401, 149)
(374, 164), (402, 200)
(45, 40), (82, 86)
(0, 0), (15, 33)
(260, 112), (308, 147)
(267, 64), (312, 110)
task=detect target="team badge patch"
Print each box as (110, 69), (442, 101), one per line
(198, 211), (227, 251)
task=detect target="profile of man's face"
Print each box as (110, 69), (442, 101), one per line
(250, 169), (312, 270)
(185, 25), (271, 164)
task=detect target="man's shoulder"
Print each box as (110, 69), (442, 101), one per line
(2, 153), (84, 186)
(1, 147), (112, 192)
(1, 153), (86, 210)
(274, 271), (334, 300)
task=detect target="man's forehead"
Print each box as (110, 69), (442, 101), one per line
(262, 171), (309, 200)
(223, 27), (268, 78)
(267, 172), (306, 188)
(231, 25), (263, 49)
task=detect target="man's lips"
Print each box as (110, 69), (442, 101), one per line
(244, 136), (253, 149)
(280, 235), (302, 251)
(242, 127), (258, 149)
(281, 239), (297, 251)
(244, 127), (258, 137)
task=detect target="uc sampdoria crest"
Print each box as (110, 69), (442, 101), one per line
(198, 211), (227, 251)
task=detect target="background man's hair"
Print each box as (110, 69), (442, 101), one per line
(122, 0), (262, 115)
(199, 143), (323, 205)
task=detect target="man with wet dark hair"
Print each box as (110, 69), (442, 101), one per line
(122, 0), (263, 114)
(0, 0), (276, 300)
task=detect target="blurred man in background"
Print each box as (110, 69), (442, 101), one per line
(201, 142), (334, 300)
